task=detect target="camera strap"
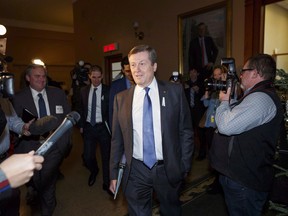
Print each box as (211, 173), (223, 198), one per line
(228, 136), (235, 157)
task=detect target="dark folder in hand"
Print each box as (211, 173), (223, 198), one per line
(22, 108), (37, 123)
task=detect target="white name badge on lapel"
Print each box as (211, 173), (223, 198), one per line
(55, 105), (64, 114)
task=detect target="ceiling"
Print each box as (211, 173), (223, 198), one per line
(0, 0), (287, 34)
(0, 0), (74, 33)
(277, 0), (288, 9)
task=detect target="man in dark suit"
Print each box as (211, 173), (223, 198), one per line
(78, 65), (112, 195)
(108, 56), (134, 127)
(13, 64), (71, 216)
(188, 22), (218, 82)
(109, 45), (194, 215)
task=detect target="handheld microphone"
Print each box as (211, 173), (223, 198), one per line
(35, 111), (80, 156)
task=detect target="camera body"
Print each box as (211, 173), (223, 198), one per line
(0, 72), (14, 98)
(0, 55), (14, 98)
(205, 58), (239, 95)
(72, 65), (89, 84)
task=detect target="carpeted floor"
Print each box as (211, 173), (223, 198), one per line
(151, 175), (228, 216)
(19, 127), (288, 216)
(19, 127), (213, 216)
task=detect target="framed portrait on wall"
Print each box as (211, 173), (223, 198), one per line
(178, 1), (232, 76)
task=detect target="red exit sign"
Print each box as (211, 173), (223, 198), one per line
(103, 43), (118, 53)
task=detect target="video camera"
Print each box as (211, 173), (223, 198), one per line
(0, 55), (14, 98)
(204, 58), (239, 97)
(71, 60), (90, 85)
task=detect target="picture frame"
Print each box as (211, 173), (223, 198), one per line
(178, 1), (232, 76)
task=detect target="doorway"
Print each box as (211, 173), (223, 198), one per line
(264, 1), (288, 71)
(104, 54), (122, 85)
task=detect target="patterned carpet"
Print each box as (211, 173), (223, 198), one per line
(151, 174), (217, 216)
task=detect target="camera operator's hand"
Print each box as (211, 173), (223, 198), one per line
(219, 87), (231, 102)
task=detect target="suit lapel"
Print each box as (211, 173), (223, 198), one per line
(101, 84), (107, 117)
(83, 85), (90, 116)
(46, 88), (55, 115)
(157, 80), (167, 137)
(125, 86), (134, 129)
(121, 86), (134, 159)
(25, 88), (38, 116)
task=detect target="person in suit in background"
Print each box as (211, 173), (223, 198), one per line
(13, 64), (71, 216)
(78, 65), (112, 195)
(109, 56), (134, 127)
(109, 45), (194, 215)
(188, 22), (218, 82)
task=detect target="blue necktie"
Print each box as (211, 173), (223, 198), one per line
(90, 88), (97, 126)
(38, 93), (47, 118)
(143, 87), (157, 169)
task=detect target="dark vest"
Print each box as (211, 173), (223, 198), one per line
(209, 80), (283, 191)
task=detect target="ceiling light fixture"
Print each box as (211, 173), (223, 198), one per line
(0, 24), (7, 36)
(32, 58), (45, 66)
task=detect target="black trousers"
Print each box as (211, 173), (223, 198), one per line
(83, 122), (111, 186)
(34, 146), (63, 216)
(14, 138), (65, 216)
(124, 158), (182, 216)
(198, 127), (215, 158)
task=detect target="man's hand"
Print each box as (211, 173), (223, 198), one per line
(219, 87), (231, 102)
(22, 119), (35, 136)
(0, 151), (44, 188)
(109, 179), (117, 194)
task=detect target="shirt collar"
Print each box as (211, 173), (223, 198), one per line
(30, 86), (46, 98)
(135, 77), (157, 93)
(90, 83), (102, 91)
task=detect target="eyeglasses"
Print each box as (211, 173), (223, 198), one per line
(240, 68), (254, 74)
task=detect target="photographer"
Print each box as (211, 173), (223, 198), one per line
(197, 65), (227, 161)
(71, 61), (91, 111)
(209, 54), (283, 215)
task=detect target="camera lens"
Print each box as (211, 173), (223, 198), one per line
(204, 78), (227, 91)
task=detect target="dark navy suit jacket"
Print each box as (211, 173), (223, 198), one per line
(108, 77), (128, 127)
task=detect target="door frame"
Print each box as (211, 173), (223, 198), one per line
(104, 53), (122, 85)
(244, 0), (282, 61)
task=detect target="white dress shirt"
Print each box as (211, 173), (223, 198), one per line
(30, 87), (51, 117)
(87, 84), (103, 123)
(132, 77), (163, 160)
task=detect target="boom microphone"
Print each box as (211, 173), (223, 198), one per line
(35, 111), (80, 156)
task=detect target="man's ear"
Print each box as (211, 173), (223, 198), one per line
(25, 75), (30, 82)
(252, 70), (259, 78)
(153, 63), (157, 72)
